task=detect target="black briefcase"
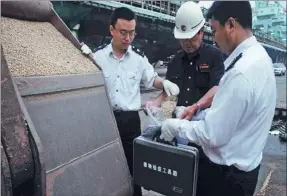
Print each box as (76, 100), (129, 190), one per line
(133, 126), (199, 196)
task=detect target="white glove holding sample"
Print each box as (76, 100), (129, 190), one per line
(163, 80), (180, 96)
(160, 119), (181, 141)
(174, 106), (186, 119)
(81, 44), (92, 55)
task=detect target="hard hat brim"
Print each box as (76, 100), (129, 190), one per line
(174, 19), (205, 39)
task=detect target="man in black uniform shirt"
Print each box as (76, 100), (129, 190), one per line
(146, 1), (225, 120)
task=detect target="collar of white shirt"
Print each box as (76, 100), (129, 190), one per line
(224, 36), (257, 70)
(106, 41), (132, 61)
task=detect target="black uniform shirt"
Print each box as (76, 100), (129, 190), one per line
(166, 42), (225, 107)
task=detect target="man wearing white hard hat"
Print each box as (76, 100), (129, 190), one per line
(146, 1), (224, 121)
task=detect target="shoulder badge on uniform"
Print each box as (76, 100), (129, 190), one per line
(131, 45), (145, 57)
(225, 53), (243, 72)
(93, 43), (108, 52)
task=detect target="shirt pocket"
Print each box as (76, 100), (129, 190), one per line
(103, 71), (116, 91)
(195, 72), (210, 88)
(124, 71), (141, 95)
(103, 71), (113, 81)
(168, 73), (182, 85)
(126, 71), (140, 80)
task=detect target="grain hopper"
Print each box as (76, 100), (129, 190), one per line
(1, 1), (133, 195)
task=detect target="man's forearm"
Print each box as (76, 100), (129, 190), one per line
(153, 76), (164, 89)
(197, 86), (218, 109)
(153, 76), (167, 105)
(154, 91), (167, 105)
(151, 76), (180, 104)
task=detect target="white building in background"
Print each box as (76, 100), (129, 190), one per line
(252, 1), (286, 43)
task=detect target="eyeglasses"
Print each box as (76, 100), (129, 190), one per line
(113, 27), (137, 38)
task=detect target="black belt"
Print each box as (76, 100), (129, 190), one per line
(216, 163), (244, 174)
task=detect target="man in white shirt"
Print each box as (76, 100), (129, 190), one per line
(81, 7), (179, 196)
(159, 2), (276, 196)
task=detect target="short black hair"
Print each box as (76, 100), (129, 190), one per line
(110, 7), (136, 27)
(206, 1), (252, 29)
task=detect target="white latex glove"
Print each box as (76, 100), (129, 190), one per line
(160, 119), (181, 141)
(81, 44), (92, 55)
(174, 106), (186, 119)
(163, 80), (180, 96)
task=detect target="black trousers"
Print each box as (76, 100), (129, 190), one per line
(114, 111), (142, 196)
(188, 143), (260, 196)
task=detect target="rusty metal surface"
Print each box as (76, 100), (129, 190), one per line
(14, 80), (47, 196)
(1, 1), (53, 22)
(1, 47), (35, 188)
(14, 73), (105, 96)
(20, 71), (132, 195)
(23, 87), (120, 170)
(1, 2), (131, 195)
(46, 141), (133, 196)
(27, 123), (46, 196)
(1, 144), (13, 196)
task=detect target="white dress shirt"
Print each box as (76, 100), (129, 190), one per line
(176, 36), (276, 172)
(93, 43), (157, 111)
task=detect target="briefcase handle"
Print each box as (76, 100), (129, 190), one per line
(153, 129), (178, 147)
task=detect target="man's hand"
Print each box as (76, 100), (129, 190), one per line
(144, 101), (158, 110)
(174, 106), (186, 118)
(163, 80), (180, 96)
(180, 104), (198, 120)
(80, 42), (92, 55)
(160, 119), (181, 141)
(144, 100), (163, 116)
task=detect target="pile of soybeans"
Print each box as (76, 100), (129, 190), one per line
(161, 96), (178, 119)
(1, 17), (98, 77)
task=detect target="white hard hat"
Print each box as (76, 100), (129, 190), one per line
(174, 1), (206, 39)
